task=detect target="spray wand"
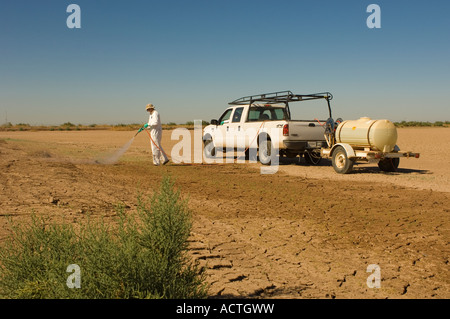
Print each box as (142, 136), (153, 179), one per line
(134, 123), (149, 137)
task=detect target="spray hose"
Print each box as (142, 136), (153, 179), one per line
(239, 120), (266, 157)
(145, 129), (170, 159)
(134, 126), (171, 162)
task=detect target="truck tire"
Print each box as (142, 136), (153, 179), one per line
(378, 158), (399, 172)
(332, 146), (354, 174)
(203, 138), (216, 158)
(258, 135), (272, 165)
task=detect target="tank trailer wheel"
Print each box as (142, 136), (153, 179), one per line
(378, 158), (400, 172)
(332, 146), (354, 174)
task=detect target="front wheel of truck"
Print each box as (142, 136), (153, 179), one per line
(203, 138), (216, 158)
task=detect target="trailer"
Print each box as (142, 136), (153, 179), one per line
(319, 117), (420, 174)
(204, 90), (420, 174)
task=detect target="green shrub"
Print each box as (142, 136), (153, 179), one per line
(0, 176), (207, 299)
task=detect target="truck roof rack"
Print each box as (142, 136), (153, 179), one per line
(228, 90), (333, 105)
(229, 90), (333, 119)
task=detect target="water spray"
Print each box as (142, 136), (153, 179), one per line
(95, 124), (169, 165)
(95, 125), (146, 164)
(95, 137), (135, 165)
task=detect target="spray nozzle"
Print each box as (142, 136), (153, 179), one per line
(135, 126), (145, 137)
(135, 123), (149, 137)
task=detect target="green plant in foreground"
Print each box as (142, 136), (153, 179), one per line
(0, 176), (208, 299)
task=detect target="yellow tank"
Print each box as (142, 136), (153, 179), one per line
(335, 117), (398, 152)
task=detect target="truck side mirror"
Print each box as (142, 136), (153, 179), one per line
(211, 119), (218, 125)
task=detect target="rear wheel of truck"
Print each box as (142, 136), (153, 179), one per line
(258, 135), (272, 165)
(378, 158), (399, 172)
(332, 146), (354, 174)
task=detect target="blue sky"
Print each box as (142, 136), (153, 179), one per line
(1, 0), (449, 125)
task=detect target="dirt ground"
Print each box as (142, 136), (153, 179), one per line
(0, 128), (448, 299)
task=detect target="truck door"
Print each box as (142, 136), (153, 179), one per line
(228, 107), (245, 150)
(215, 108), (233, 148)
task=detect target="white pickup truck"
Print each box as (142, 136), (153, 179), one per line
(203, 91), (336, 165)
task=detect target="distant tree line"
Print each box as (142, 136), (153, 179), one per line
(0, 121), (212, 131)
(2, 120), (446, 131)
(394, 121), (449, 127)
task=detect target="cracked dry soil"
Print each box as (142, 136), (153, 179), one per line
(0, 128), (448, 298)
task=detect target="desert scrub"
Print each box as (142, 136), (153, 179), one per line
(0, 176), (207, 299)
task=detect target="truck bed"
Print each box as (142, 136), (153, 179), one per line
(283, 120), (326, 150)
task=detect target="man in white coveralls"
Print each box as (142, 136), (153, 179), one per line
(144, 103), (169, 166)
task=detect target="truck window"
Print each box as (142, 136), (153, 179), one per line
(260, 110), (271, 120)
(246, 107), (287, 122)
(247, 109), (260, 122)
(272, 108), (286, 120)
(232, 107), (244, 123)
(218, 108), (233, 125)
